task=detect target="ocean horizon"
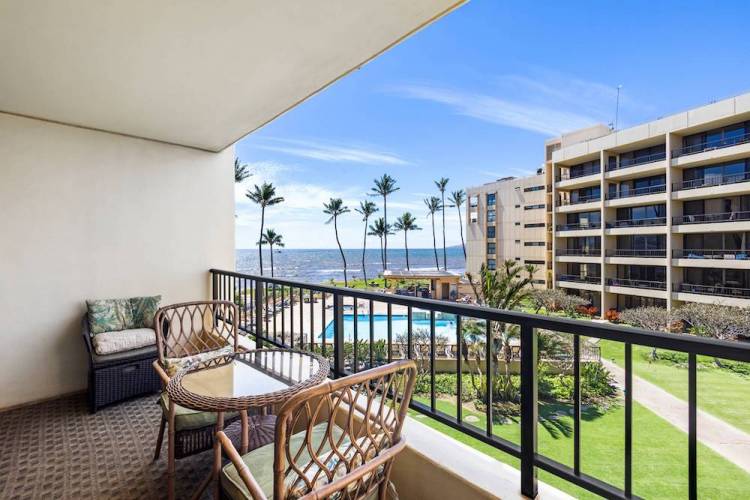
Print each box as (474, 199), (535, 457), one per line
(236, 246), (466, 284)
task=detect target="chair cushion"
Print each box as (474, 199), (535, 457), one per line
(91, 328), (156, 355)
(130, 295), (161, 328)
(163, 345), (233, 377)
(221, 423), (383, 500)
(159, 392), (238, 432)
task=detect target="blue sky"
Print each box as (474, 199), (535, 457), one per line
(235, 0), (750, 249)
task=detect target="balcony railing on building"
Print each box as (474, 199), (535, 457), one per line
(557, 274), (601, 284)
(557, 194), (601, 206)
(606, 249), (667, 258)
(606, 277), (667, 290)
(606, 216), (667, 228)
(555, 165), (600, 181)
(556, 222), (601, 231)
(672, 171), (750, 191)
(672, 211), (750, 225)
(605, 184), (666, 200)
(672, 248), (750, 260)
(606, 151), (667, 172)
(555, 248), (600, 257)
(672, 131), (750, 158)
(209, 269), (750, 499)
(677, 282), (750, 298)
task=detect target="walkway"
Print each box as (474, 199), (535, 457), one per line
(602, 360), (750, 474)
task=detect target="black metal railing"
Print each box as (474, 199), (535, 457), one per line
(605, 184), (666, 200)
(673, 171), (750, 191)
(557, 274), (601, 284)
(672, 248), (750, 259)
(210, 269), (750, 500)
(677, 282), (750, 298)
(607, 217), (667, 228)
(606, 277), (667, 290)
(606, 249), (667, 258)
(607, 151), (667, 171)
(557, 194), (601, 206)
(672, 211), (750, 225)
(556, 222), (601, 231)
(672, 131), (750, 158)
(556, 166), (601, 182)
(555, 248), (601, 257)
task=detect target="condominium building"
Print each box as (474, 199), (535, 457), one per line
(552, 93), (750, 312)
(466, 173), (548, 285)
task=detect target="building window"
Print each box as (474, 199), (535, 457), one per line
(524, 204), (545, 210)
(469, 195), (478, 208)
(487, 225), (496, 238)
(524, 222), (545, 228)
(532, 279), (545, 284)
(486, 193), (496, 206)
(515, 204), (520, 208)
(487, 259), (496, 270)
(524, 241), (545, 247)
(525, 259), (545, 265)
(515, 257), (521, 261)
(524, 185), (545, 192)
(487, 242), (496, 255)
(515, 222), (521, 226)
(515, 239), (521, 244)
(487, 209), (496, 223)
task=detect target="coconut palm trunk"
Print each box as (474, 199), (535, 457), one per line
(430, 214), (439, 269)
(456, 203), (466, 258)
(258, 207), (265, 275)
(334, 218), (347, 286)
(361, 224), (368, 285)
(404, 230), (411, 270)
(269, 241), (275, 277)
(382, 196), (388, 269)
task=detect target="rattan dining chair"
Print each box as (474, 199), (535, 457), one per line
(152, 300), (259, 499)
(217, 359), (417, 500)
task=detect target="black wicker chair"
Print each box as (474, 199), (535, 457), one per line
(81, 315), (162, 413)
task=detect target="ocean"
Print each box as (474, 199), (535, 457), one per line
(236, 246), (465, 284)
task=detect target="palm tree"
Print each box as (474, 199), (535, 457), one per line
(435, 177), (449, 270)
(323, 198), (351, 287)
(354, 201), (378, 287)
(368, 217), (390, 272)
(525, 263), (538, 288)
(370, 174), (399, 271)
(234, 157), (251, 184)
(424, 196), (442, 270)
(245, 183), (284, 276)
(393, 212), (421, 270)
(259, 229), (284, 277)
(448, 189), (467, 259)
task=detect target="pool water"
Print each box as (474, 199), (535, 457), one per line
(322, 314), (458, 342)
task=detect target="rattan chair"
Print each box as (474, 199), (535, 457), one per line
(217, 359), (417, 500)
(152, 301), (263, 499)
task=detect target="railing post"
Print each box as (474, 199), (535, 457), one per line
(211, 271), (218, 301)
(332, 292), (345, 377)
(520, 323), (538, 498)
(253, 279), (263, 343)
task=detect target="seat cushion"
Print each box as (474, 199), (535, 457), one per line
(91, 328), (156, 355)
(159, 392), (238, 432)
(221, 423), (383, 500)
(163, 345), (233, 377)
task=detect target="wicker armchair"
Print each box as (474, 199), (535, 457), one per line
(153, 301), (265, 499)
(217, 360), (417, 500)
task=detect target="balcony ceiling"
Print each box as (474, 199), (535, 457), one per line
(0, 0), (464, 152)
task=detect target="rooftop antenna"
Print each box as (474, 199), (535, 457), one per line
(614, 85), (623, 131)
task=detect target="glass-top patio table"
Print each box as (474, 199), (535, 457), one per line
(167, 349), (329, 499)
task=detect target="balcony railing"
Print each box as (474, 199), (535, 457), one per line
(606, 151), (667, 171)
(605, 184), (666, 200)
(210, 268), (750, 499)
(607, 217), (667, 228)
(555, 248), (601, 257)
(557, 274), (601, 284)
(677, 282), (750, 298)
(606, 249), (667, 258)
(557, 194), (601, 206)
(606, 277), (667, 290)
(672, 211), (750, 225)
(672, 131), (750, 158)
(673, 171), (750, 191)
(555, 166), (600, 181)
(672, 248), (750, 260)
(556, 222), (601, 231)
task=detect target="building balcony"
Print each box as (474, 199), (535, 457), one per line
(555, 222), (601, 231)
(606, 249), (667, 258)
(555, 165), (600, 181)
(556, 248), (600, 257)
(672, 211), (750, 230)
(672, 248), (750, 269)
(606, 277), (667, 291)
(676, 282), (750, 298)
(605, 184), (666, 200)
(671, 172), (750, 201)
(607, 217), (667, 228)
(606, 151), (667, 172)
(557, 274), (601, 291)
(671, 131), (750, 158)
(557, 194), (601, 206)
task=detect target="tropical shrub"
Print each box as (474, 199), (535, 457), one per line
(576, 305), (598, 318)
(604, 308), (620, 322)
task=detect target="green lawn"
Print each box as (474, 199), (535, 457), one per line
(411, 395), (750, 499)
(599, 340), (750, 435)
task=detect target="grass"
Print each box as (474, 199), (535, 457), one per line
(599, 340), (750, 435)
(410, 395), (750, 499)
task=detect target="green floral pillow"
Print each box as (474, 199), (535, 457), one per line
(86, 298), (134, 334)
(130, 295), (161, 329)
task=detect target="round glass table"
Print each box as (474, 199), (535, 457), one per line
(166, 349), (329, 499)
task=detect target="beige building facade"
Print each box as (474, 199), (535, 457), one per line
(466, 173), (548, 284)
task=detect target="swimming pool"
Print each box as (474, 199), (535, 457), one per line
(322, 313), (458, 342)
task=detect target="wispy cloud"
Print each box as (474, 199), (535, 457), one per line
(385, 69), (650, 136)
(252, 138), (411, 166)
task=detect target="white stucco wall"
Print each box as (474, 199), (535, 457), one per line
(0, 113), (235, 408)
